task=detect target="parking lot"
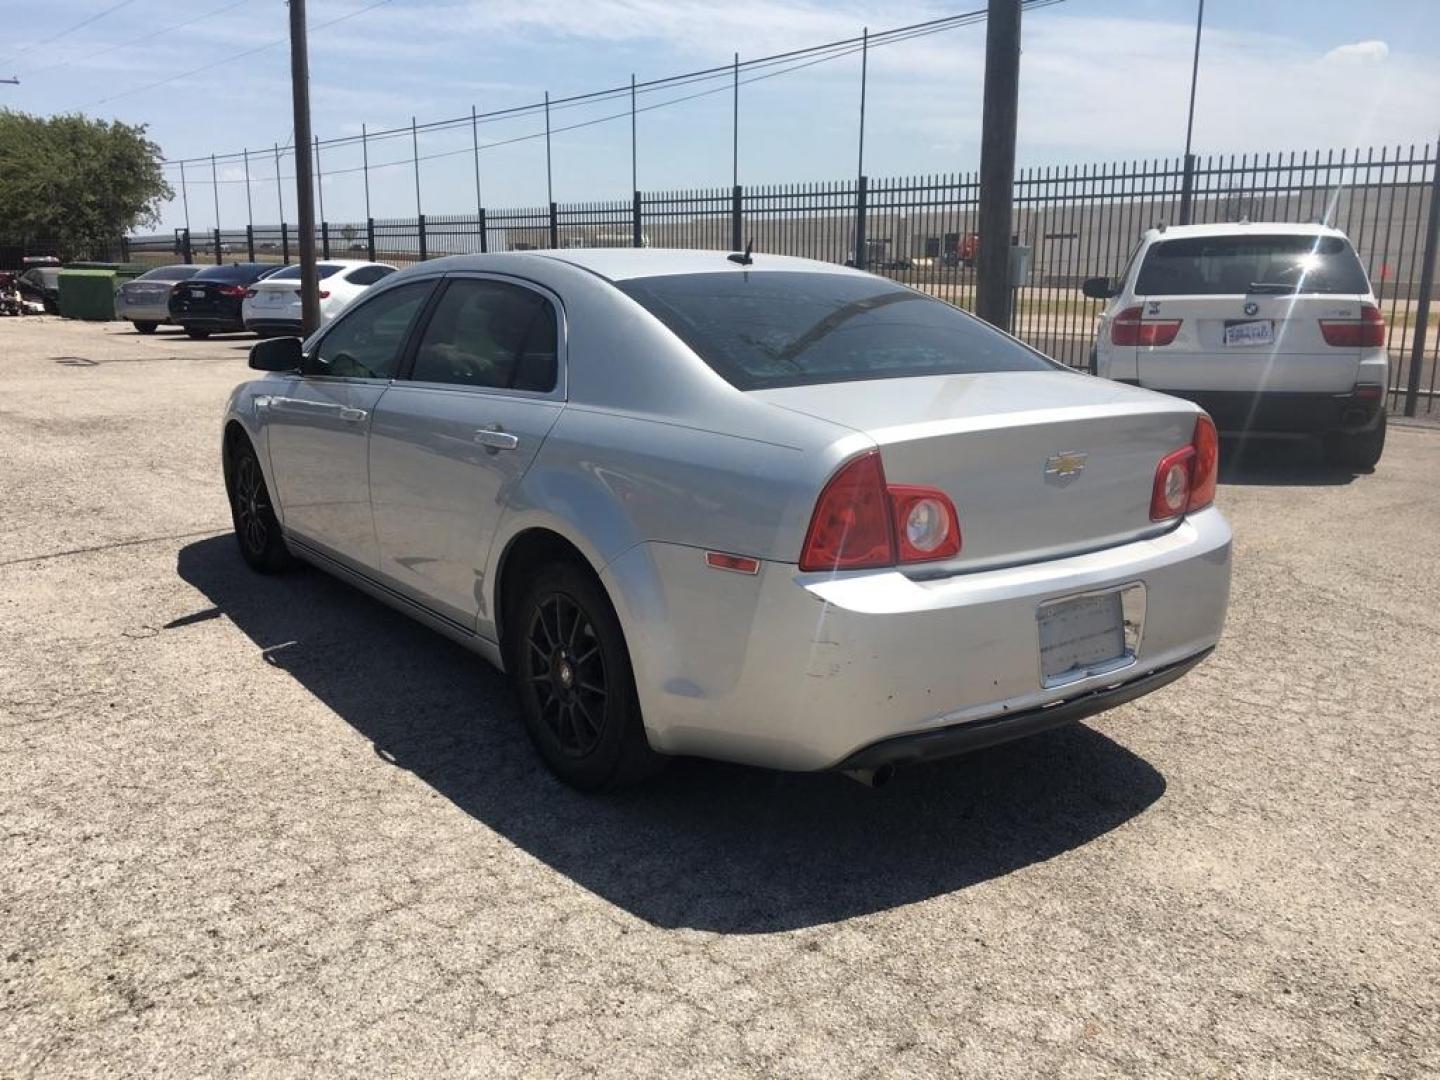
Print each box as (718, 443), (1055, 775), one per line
(2, 317), (1438, 1078)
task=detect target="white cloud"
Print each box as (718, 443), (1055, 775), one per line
(1323, 40), (1390, 64)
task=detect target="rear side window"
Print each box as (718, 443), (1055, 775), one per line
(616, 271), (1052, 390)
(409, 278), (558, 392)
(1135, 234), (1369, 295)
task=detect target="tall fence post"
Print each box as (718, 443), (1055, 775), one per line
(478, 207), (488, 254)
(246, 224), (255, 263)
(367, 218), (376, 262)
(418, 213), (427, 261)
(212, 227), (222, 266)
(1179, 152), (1196, 226)
(854, 175), (868, 269)
(632, 191), (643, 248)
(321, 221), (331, 259)
(181, 228), (193, 264)
(549, 202), (559, 249)
(1404, 150), (1440, 417)
(281, 222), (290, 265)
(731, 185), (742, 251)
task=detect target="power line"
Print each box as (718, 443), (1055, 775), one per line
(82, 0), (396, 107)
(18, 0), (252, 79)
(0, 0), (140, 66)
(160, 1), (1065, 169)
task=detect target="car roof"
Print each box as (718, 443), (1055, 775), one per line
(429, 247), (868, 282)
(1142, 221), (1350, 243)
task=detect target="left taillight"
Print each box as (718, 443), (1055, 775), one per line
(217, 284), (248, 298)
(1111, 305), (1183, 347)
(1150, 414), (1219, 522)
(1319, 303), (1385, 347)
(243, 288), (258, 298)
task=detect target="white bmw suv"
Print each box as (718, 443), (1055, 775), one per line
(1086, 223), (1388, 470)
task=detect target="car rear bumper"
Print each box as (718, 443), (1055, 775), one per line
(244, 317), (303, 336)
(115, 298), (172, 321)
(1139, 388), (1385, 434)
(172, 313), (246, 331)
(602, 506), (1232, 772)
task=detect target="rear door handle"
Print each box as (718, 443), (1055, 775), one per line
(338, 407), (368, 422)
(474, 425), (519, 452)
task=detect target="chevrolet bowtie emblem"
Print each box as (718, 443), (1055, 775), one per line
(1044, 451), (1088, 480)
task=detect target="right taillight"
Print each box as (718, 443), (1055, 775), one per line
(1319, 303), (1385, 347)
(799, 452), (962, 571)
(1111, 305), (1182, 347)
(1150, 414), (1219, 522)
(243, 288), (258, 299)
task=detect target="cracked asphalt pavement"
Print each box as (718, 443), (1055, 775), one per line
(2, 317), (1438, 1078)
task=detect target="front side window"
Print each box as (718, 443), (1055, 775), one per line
(308, 281), (432, 380)
(1135, 234), (1369, 296)
(617, 271), (1053, 391)
(409, 278), (558, 392)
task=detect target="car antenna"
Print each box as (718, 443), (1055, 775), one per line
(727, 239), (754, 266)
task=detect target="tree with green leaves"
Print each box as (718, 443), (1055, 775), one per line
(0, 110), (172, 255)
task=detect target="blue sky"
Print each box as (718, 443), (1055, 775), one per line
(2, 0), (1436, 232)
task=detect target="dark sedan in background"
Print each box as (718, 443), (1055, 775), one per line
(167, 263), (279, 339)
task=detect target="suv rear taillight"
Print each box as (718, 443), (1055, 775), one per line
(799, 451), (962, 571)
(1111, 305), (1182, 347)
(1150, 414), (1219, 522)
(1319, 303), (1385, 347)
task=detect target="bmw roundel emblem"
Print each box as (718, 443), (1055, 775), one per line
(1243, 300), (1259, 316)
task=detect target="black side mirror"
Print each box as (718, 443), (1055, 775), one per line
(249, 336), (302, 371)
(1082, 276), (1115, 300)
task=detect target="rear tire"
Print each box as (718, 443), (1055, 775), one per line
(133, 320), (158, 334)
(186, 327), (211, 340)
(509, 561), (663, 790)
(1323, 413), (1386, 472)
(226, 436), (293, 573)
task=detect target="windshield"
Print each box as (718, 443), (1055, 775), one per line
(137, 265), (201, 282)
(1135, 234), (1369, 295)
(617, 271), (1054, 390)
(265, 263), (345, 281)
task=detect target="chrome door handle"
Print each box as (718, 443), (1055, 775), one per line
(474, 426), (519, 452)
(338, 407), (368, 422)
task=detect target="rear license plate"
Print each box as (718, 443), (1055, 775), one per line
(1224, 319), (1274, 346)
(189, 287), (205, 299)
(1038, 591), (1126, 684)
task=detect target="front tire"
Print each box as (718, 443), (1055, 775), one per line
(133, 320), (158, 334)
(226, 437), (293, 572)
(186, 327), (211, 340)
(1323, 413), (1386, 472)
(510, 561), (662, 790)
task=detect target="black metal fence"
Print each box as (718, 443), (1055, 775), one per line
(124, 142), (1439, 415)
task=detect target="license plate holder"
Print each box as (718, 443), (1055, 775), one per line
(1037, 586), (1142, 687)
(188, 287), (205, 299)
(1223, 319), (1274, 347)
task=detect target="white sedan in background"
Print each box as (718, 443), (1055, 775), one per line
(242, 259), (397, 336)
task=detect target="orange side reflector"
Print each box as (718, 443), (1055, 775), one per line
(705, 551), (760, 575)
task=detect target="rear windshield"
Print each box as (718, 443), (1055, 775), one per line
(1135, 234), (1369, 295)
(616, 271), (1053, 390)
(191, 263), (272, 283)
(264, 263), (345, 281)
(137, 265), (201, 282)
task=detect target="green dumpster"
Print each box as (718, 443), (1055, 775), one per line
(57, 269), (119, 321)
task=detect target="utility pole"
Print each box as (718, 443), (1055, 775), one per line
(1179, 0), (1205, 224)
(288, 0), (320, 336)
(975, 0), (1021, 331)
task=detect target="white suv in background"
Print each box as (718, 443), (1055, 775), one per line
(241, 259), (398, 337)
(1086, 223), (1389, 470)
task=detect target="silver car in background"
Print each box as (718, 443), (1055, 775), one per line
(223, 249), (1231, 789)
(116, 264), (204, 333)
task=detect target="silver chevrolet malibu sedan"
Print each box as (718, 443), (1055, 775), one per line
(223, 249), (1231, 789)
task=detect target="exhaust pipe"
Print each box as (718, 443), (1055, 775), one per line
(842, 764), (895, 789)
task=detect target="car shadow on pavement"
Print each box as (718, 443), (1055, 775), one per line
(178, 535), (1166, 934)
(1217, 434), (1358, 486)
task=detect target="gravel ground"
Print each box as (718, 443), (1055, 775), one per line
(2, 317), (1438, 1079)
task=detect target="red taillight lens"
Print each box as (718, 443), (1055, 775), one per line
(1319, 303), (1385, 347)
(1188, 414), (1218, 512)
(799, 453), (963, 571)
(216, 284), (247, 298)
(1150, 414), (1219, 521)
(889, 486), (961, 563)
(1111, 305), (1182, 347)
(799, 451), (895, 571)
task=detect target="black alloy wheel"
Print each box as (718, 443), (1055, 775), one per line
(525, 592), (608, 758)
(227, 438), (292, 572)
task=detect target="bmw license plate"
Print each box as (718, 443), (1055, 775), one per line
(1224, 319), (1274, 346)
(1037, 591), (1126, 685)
